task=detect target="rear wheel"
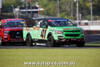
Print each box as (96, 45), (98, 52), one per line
(47, 36), (55, 47)
(26, 35), (33, 46)
(76, 41), (85, 47)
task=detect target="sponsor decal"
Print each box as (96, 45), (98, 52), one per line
(33, 27), (37, 30)
(26, 28), (31, 31)
(63, 28), (71, 31)
(33, 27), (40, 30)
(68, 21), (71, 23)
(48, 20), (52, 22)
(20, 22), (25, 23)
(37, 27), (39, 30)
(73, 28), (79, 30)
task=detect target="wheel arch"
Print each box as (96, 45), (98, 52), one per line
(47, 32), (52, 39)
(47, 32), (58, 40)
(26, 33), (32, 39)
(26, 33), (33, 46)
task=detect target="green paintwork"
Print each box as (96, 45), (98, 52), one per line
(23, 25), (84, 41)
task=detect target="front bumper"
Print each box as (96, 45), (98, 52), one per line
(3, 35), (24, 42)
(3, 30), (24, 42)
(3, 38), (24, 42)
(56, 37), (85, 43)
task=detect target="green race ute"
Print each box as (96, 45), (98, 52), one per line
(23, 18), (85, 47)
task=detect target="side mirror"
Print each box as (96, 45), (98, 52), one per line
(28, 24), (32, 27)
(73, 24), (77, 26)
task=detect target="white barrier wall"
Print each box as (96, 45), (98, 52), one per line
(79, 26), (100, 30)
(0, 0), (2, 9)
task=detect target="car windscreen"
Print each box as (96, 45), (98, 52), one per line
(48, 21), (73, 27)
(3, 20), (26, 28)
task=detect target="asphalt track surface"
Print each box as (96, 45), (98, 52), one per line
(0, 35), (100, 49)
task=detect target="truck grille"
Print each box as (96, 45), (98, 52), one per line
(64, 30), (80, 32)
(9, 31), (23, 39)
(65, 34), (80, 37)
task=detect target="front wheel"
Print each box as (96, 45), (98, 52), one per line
(76, 41), (85, 47)
(0, 36), (3, 46)
(47, 36), (55, 47)
(26, 35), (33, 46)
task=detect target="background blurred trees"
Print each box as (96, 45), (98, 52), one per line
(2, 0), (100, 20)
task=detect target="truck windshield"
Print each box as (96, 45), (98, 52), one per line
(48, 21), (73, 27)
(3, 20), (26, 28)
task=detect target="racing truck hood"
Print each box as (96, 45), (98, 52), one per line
(3, 27), (23, 31)
(51, 26), (82, 31)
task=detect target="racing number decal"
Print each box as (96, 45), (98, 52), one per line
(41, 29), (47, 39)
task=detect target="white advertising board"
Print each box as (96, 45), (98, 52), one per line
(79, 26), (100, 30)
(0, 0), (2, 8)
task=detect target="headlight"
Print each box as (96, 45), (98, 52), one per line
(55, 30), (63, 34)
(4, 31), (9, 35)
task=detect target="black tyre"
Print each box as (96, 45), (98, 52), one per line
(47, 36), (55, 47)
(26, 35), (32, 46)
(76, 41), (85, 47)
(22, 42), (27, 46)
(0, 36), (4, 46)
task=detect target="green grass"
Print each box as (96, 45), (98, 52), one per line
(0, 41), (100, 67)
(0, 48), (100, 67)
(85, 42), (100, 46)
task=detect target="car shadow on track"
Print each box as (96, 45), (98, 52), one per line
(1, 44), (100, 49)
